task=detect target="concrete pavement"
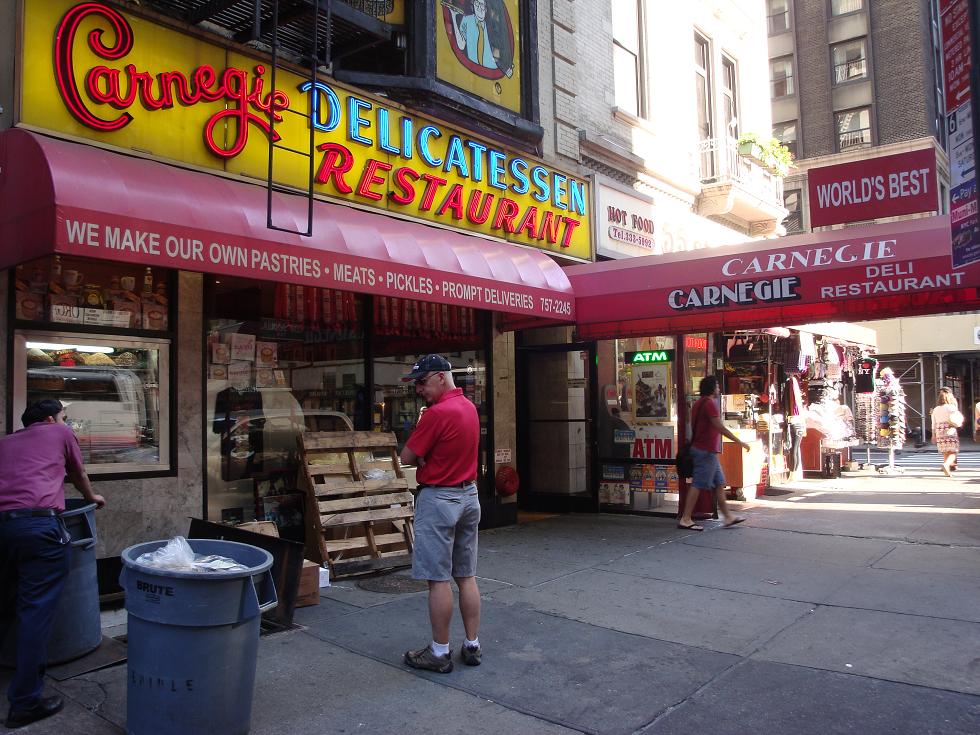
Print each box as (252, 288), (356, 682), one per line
(3, 466), (979, 734)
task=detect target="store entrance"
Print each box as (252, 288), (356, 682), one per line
(516, 344), (597, 513)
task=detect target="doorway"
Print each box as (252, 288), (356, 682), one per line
(517, 344), (597, 513)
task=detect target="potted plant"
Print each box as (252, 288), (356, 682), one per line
(737, 133), (795, 177)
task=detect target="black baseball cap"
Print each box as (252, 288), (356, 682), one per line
(22, 399), (64, 427)
(402, 354), (452, 382)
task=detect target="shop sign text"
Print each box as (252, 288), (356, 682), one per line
(625, 350), (675, 364)
(25, 0), (591, 259)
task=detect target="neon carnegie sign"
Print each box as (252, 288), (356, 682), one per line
(55, 2), (288, 157)
(52, 2), (587, 249)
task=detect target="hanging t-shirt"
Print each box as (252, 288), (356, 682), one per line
(854, 358), (878, 393)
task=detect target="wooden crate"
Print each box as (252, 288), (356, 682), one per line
(295, 560), (321, 608)
(298, 431), (414, 578)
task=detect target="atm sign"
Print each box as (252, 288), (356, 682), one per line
(626, 350), (675, 364)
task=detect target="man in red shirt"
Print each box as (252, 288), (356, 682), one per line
(399, 355), (481, 673)
(0, 400), (105, 729)
(678, 376), (750, 532)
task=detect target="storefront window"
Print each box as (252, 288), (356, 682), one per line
(14, 331), (170, 474)
(205, 277), (366, 538)
(372, 304), (488, 479)
(203, 276), (490, 539)
(11, 255), (174, 475)
(597, 336), (678, 512)
(14, 256), (171, 332)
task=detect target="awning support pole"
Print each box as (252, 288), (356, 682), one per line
(919, 354), (927, 445)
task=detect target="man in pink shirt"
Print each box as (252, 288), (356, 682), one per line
(399, 355), (482, 673)
(0, 400), (105, 729)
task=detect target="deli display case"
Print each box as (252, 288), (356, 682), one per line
(13, 330), (171, 474)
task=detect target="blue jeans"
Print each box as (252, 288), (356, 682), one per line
(0, 516), (71, 711)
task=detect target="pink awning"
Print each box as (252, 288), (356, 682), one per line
(567, 217), (979, 339)
(0, 129), (573, 321)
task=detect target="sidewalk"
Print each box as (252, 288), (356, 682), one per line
(3, 469), (979, 734)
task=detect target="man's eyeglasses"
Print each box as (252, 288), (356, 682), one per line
(415, 373), (437, 387)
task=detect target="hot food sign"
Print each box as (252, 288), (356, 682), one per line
(20, 0), (591, 260)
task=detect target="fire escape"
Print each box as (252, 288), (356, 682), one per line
(140, 0), (401, 236)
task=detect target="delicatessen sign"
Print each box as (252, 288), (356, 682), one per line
(20, 0), (591, 260)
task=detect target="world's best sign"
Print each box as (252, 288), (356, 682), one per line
(807, 149), (938, 228)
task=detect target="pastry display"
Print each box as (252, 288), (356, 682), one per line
(27, 348), (55, 364)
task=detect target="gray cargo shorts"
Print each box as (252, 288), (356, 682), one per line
(411, 484), (480, 581)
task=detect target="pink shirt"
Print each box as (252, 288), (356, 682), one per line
(0, 422), (85, 512)
(407, 388), (479, 486)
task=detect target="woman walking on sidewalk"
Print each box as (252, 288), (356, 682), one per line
(931, 387), (963, 477)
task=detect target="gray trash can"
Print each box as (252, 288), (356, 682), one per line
(1, 498), (101, 666)
(120, 538), (277, 735)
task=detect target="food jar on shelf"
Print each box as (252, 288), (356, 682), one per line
(81, 284), (104, 309)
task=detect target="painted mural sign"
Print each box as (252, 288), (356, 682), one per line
(20, 0), (590, 260)
(436, 0), (521, 113)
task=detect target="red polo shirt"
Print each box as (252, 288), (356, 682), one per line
(407, 388), (479, 486)
(0, 422), (85, 512)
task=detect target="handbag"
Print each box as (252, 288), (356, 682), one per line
(676, 400), (704, 479)
(948, 409), (964, 428)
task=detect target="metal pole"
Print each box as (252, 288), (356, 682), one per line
(919, 354), (927, 444)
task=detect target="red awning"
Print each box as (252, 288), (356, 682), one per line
(0, 129), (573, 322)
(567, 217), (979, 339)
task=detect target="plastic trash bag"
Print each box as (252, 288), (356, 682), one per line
(135, 535), (248, 572)
(363, 468), (394, 480)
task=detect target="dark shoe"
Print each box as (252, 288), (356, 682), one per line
(677, 522), (704, 531)
(404, 645), (453, 673)
(461, 644), (482, 666)
(6, 696), (64, 729)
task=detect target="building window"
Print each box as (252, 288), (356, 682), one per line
(783, 189), (803, 233)
(613, 1), (644, 117)
(773, 120), (798, 158)
(722, 56), (739, 140)
(695, 33), (714, 178)
(831, 38), (867, 85)
(831, 0), (863, 16)
(770, 56), (794, 98)
(767, 0), (790, 34)
(836, 107), (872, 150)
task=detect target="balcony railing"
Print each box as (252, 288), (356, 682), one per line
(833, 58), (867, 84)
(832, 0), (863, 16)
(697, 137), (785, 207)
(839, 128), (872, 150)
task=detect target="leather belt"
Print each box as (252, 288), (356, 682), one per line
(418, 480), (477, 490)
(0, 508), (60, 521)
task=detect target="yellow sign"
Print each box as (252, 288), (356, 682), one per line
(18, 0), (590, 260)
(436, 0), (521, 113)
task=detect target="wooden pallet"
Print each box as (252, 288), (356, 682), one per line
(298, 431), (414, 578)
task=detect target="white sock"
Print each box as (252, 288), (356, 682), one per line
(464, 637), (480, 649)
(431, 640), (450, 656)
